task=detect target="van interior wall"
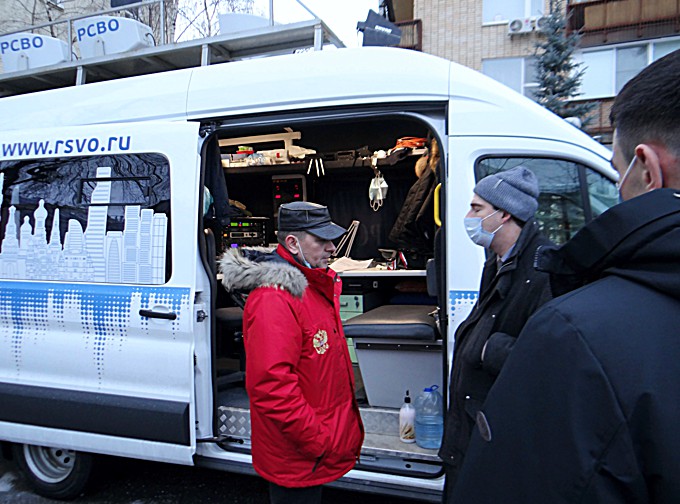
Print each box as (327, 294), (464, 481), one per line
(220, 117), (429, 260)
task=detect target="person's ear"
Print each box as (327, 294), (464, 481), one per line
(636, 144), (665, 191)
(500, 211), (512, 223)
(284, 234), (300, 254)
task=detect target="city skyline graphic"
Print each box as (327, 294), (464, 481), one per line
(0, 166), (168, 284)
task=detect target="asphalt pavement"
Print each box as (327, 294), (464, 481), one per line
(0, 455), (413, 504)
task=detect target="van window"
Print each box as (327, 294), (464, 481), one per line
(0, 154), (171, 284)
(586, 167), (619, 218)
(477, 157), (616, 245)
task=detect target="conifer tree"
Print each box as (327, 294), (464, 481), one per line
(534, 0), (594, 126)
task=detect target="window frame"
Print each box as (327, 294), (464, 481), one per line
(482, 0), (545, 24)
(474, 155), (617, 245)
(576, 36), (680, 100)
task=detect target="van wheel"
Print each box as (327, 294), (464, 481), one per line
(12, 443), (94, 500)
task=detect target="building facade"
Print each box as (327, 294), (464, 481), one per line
(395, 0), (680, 142)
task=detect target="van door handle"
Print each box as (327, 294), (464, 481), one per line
(139, 309), (178, 320)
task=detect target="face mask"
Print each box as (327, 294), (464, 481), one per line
(369, 174), (388, 211)
(202, 186), (214, 217)
(294, 237), (312, 268)
(616, 154), (637, 203)
(464, 210), (502, 248)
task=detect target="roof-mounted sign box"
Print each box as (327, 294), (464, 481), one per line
(0, 32), (70, 73)
(74, 16), (154, 59)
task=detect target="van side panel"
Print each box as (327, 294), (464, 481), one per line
(188, 48), (451, 120)
(0, 281), (191, 446)
(0, 122), (201, 464)
(0, 70), (193, 131)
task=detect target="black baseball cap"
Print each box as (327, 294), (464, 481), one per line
(278, 202), (346, 240)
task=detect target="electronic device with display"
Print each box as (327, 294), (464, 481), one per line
(222, 217), (270, 249)
(272, 174), (306, 232)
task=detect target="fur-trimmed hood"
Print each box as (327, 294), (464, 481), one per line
(218, 246), (307, 298)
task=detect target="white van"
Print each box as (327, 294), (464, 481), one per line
(0, 47), (616, 501)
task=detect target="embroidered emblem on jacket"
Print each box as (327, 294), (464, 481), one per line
(313, 330), (329, 354)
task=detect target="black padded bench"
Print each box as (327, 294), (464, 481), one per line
(343, 304), (438, 341)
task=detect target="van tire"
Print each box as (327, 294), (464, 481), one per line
(12, 443), (94, 500)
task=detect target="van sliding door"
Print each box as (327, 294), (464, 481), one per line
(0, 122), (201, 464)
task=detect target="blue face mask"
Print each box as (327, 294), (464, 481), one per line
(294, 237), (312, 268)
(464, 210), (502, 249)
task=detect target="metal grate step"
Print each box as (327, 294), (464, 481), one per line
(216, 404), (441, 463)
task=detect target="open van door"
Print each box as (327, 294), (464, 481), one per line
(0, 121), (201, 497)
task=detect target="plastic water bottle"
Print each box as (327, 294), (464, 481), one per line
(414, 384), (444, 450)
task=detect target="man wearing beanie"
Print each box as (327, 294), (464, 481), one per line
(439, 166), (553, 499)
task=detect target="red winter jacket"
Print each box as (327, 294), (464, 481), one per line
(220, 245), (364, 488)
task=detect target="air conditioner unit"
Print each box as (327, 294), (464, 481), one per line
(508, 18), (533, 35)
(534, 16), (551, 32)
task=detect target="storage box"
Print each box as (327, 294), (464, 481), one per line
(353, 338), (442, 408)
(343, 304), (442, 408)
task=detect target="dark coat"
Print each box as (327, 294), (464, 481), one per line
(453, 189), (680, 503)
(389, 168), (436, 254)
(439, 220), (553, 481)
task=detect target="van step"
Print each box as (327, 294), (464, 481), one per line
(217, 405), (441, 463)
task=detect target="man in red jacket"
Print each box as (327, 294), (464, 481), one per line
(219, 202), (364, 504)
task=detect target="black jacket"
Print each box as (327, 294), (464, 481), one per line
(453, 189), (680, 503)
(389, 169), (436, 254)
(439, 220), (553, 478)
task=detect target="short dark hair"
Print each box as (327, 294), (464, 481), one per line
(610, 49), (680, 161)
(276, 230), (307, 247)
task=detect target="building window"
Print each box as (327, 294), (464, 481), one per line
(577, 38), (680, 99)
(654, 39), (680, 59)
(483, 0), (544, 23)
(482, 57), (539, 99)
(615, 45), (648, 93)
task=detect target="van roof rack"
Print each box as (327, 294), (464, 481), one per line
(0, 18), (343, 98)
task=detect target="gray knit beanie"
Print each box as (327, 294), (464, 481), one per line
(473, 166), (539, 222)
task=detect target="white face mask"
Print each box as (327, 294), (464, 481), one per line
(369, 174), (388, 211)
(616, 154), (637, 203)
(464, 210), (502, 248)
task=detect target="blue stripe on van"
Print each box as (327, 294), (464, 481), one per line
(449, 290), (478, 328)
(0, 281), (190, 381)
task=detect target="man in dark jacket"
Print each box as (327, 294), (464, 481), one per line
(452, 49), (680, 503)
(219, 202), (364, 504)
(440, 166), (553, 498)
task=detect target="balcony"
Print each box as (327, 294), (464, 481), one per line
(395, 19), (422, 51)
(568, 0), (680, 46)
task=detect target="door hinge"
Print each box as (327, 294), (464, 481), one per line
(199, 122), (218, 138)
(196, 310), (207, 322)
